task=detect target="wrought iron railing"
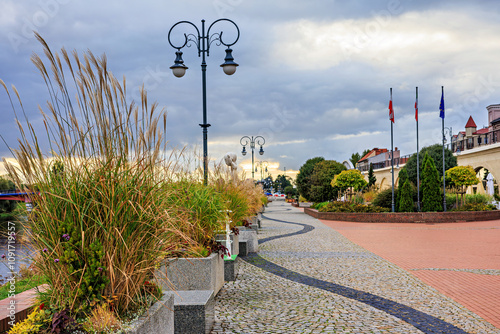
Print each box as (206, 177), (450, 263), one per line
(451, 129), (500, 153)
(357, 154), (412, 172)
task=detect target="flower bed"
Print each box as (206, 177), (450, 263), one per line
(304, 208), (500, 223)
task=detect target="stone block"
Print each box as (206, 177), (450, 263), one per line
(238, 240), (249, 257)
(157, 253), (224, 296)
(174, 290), (214, 334)
(239, 229), (258, 253)
(224, 255), (239, 281)
(125, 292), (175, 334)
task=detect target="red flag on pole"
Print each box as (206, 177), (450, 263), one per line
(389, 90), (394, 123)
(415, 90), (418, 121)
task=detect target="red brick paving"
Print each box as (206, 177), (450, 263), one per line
(320, 219), (500, 329)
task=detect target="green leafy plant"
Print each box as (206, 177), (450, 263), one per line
(318, 201), (389, 213)
(7, 306), (51, 334)
(445, 165), (480, 207)
(331, 169), (368, 201)
(372, 187), (398, 209)
(311, 201), (329, 210)
(450, 202), (496, 211)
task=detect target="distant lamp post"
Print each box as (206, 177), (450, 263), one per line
(444, 126), (453, 151)
(240, 136), (265, 179)
(168, 19), (240, 185)
(255, 161), (269, 181)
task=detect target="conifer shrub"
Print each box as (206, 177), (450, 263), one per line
(398, 180), (414, 212)
(421, 153), (443, 212)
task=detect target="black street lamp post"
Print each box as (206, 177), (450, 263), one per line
(240, 136), (265, 179)
(168, 19), (240, 185)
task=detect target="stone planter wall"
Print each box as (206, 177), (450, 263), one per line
(173, 290), (214, 334)
(238, 228), (258, 253)
(304, 207), (500, 223)
(125, 292), (175, 334)
(157, 253), (224, 296)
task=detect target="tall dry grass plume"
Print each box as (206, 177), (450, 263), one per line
(1, 33), (179, 316)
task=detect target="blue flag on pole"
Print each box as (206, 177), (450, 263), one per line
(439, 88), (445, 119)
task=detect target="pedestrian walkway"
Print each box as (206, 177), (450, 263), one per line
(211, 201), (499, 333)
(320, 219), (500, 330)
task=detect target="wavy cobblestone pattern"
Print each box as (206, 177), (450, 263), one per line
(245, 216), (468, 334)
(212, 203), (498, 333)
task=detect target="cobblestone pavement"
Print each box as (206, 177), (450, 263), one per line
(211, 202), (500, 334)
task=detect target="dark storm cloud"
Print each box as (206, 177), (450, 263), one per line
(1, 0), (500, 176)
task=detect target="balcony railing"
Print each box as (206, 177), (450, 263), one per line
(451, 129), (500, 153)
(357, 154), (411, 172)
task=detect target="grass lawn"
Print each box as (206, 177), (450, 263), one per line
(0, 274), (47, 300)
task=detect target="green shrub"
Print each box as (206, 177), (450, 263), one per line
(311, 202), (329, 210)
(398, 180), (414, 212)
(318, 201), (389, 213)
(465, 193), (492, 205)
(166, 181), (225, 244)
(450, 203), (496, 211)
(372, 188), (399, 209)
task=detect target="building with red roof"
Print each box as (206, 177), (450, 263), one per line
(452, 105), (500, 152)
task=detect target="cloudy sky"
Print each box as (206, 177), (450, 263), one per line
(1, 0), (500, 179)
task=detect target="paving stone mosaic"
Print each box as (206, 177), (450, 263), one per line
(211, 202), (499, 334)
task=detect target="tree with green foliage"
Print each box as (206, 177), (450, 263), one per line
(350, 152), (361, 167)
(296, 157), (325, 200)
(445, 165), (479, 207)
(398, 180), (414, 212)
(367, 163), (376, 188)
(308, 160), (346, 202)
(284, 185), (297, 198)
(0, 176), (15, 191)
(331, 169), (368, 201)
(349, 149), (370, 167)
(262, 176), (273, 191)
(0, 176), (17, 215)
(396, 168), (409, 211)
(404, 144), (457, 185)
(274, 174), (292, 193)
(421, 153), (443, 212)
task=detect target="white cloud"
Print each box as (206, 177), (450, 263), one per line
(271, 10), (500, 76)
(328, 131), (384, 141)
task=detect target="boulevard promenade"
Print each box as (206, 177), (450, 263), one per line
(212, 201), (500, 333)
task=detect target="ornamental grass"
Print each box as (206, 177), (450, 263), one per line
(2, 33), (179, 321)
(2, 33), (266, 331)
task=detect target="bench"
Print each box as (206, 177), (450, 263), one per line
(174, 290), (214, 334)
(223, 255), (239, 281)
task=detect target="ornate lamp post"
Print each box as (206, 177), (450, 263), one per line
(168, 19), (240, 185)
(255, 161), (269, 181)
(240, 136), (265, 179)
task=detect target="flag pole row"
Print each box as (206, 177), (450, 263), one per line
(387, 86), (447, 212)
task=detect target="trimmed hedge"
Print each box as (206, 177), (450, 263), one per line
(318, 201), (389, 213)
